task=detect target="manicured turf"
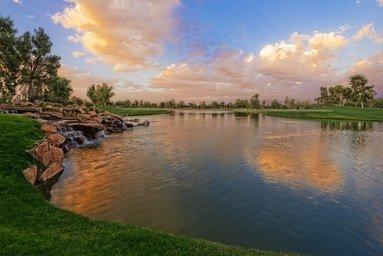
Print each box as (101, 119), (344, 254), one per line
(0, 114), (288, 256)
(100, 106), (173, 116)
(234, 107), (383, 122)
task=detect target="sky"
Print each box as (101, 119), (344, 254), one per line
(1, 0), (382, 102)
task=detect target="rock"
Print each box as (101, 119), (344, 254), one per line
(91, 116), (103, 123)
(88, 110), (98, 117)
(42, 123), (58, 134)
(138, 120), (150, 126)
(30, 140), (51, 166)
(125, 122), (134, 128)
(49, 146), (64, 163)
(40, 163), (64, 182)
(23, 165), (38, 184)
(69, 123), (106, 140)
(47, 133), (66, 147)
(78, 114), (92, 122)
(28, 140), (64, 166)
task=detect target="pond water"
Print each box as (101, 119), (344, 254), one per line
(50, 111), (383, 256)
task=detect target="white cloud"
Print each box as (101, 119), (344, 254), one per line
(72, 51), (86, 58)
(12, 0), (21, 4)
(354, 23), (383, 44)
(52, 0), (180, 71)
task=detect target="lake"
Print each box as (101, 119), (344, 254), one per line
(50, 111), (383, 256)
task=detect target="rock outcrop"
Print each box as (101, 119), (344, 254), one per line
(10, 102), (151, 195)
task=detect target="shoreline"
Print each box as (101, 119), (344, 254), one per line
(0, 112), (284, 256)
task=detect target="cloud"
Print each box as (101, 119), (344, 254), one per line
(354, 23), (383, 44)
(377, 0), (383, 7)
(152, 31), (348, 101)
(59, 66), (171, 101)
(12, 0), (21, 4)
(72, 51), (86, 58)
(348, 53), (383, 96)
(52, 0), (180, 71)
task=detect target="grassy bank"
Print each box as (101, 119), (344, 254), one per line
(0, 114), (287, 255)
(100, 106), (173, 116)
(234, 107), (383, 122)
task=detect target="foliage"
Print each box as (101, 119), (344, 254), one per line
(19, 28), (61, 101)
(235, 107), (383, 122)
(0, 17), (18, 101)
(315, 75), (375, 108)
(349, 74), (375, 107)
(100, 106), (172, 116)
(87, 83), (115, 106)
(0, 15), (72, 103)
(45, 76), (72, 103)
(250, 94), (260, 109)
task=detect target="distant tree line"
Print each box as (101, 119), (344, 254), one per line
(0, 16), (72, 103)
(101, 74), (382, 109)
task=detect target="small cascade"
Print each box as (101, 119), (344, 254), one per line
(58, 126), (88, 150)
(96, 130), (108, 140)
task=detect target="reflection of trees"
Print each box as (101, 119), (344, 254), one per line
(247, 139), (343, 194)
(234, 111), (249, 117)
(320, 121), (373, 132)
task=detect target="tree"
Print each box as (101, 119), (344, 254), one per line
(234, 98), (248, 108)
(19, 28), (61, 101)
(284, 97), (296, 109)
(250, 94), (260, 109)
(87, 83), (114, 106)
(45, 76), (72, 103)
(349, 74), (375, 107)
(0, 16), (22, 101)
(315, 87), (329, 106)
(270, 99), (283, 109)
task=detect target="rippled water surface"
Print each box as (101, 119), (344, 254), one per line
(50, 111), (383, 255)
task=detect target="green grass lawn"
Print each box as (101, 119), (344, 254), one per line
(234, 107), (383, 122)
(0, 113), (288, 256)
(100, 106), (173, 116)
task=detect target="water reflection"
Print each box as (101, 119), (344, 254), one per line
(321, 120), (373, 131)
(251, 141), (343, 193)
(50, 112), (383, 256)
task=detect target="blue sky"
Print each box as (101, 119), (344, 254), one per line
(1, 0), (382, 101)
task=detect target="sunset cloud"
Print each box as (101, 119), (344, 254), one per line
(72, 51), (85, 58)
(348, 53), (383, 96)
(152, 32), (348, 101)
(52, 0), (180, 71)
(354, 23), (383, 44)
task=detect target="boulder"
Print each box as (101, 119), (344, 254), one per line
(23, 165), (38, 185)
(50, 146), (64, 163)
(28, 140), (64, 166)
(69, 122), (106, 140)
(30, 140), (50, 166)
(47, 133), (66, 147)
(42, 123), (58, 134)
(88, 110), (98, 117)
(78, 114), (92, 122)
(40, 163), (64, 182)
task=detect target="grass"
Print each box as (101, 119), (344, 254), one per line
(234, 107), (383, 122)
(100, 106), (173, 116)
(0, 113), (288, 256)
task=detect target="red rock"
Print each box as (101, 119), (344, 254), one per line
(47, 133), (65, 146)
(50, 146), (64, 163)
(42, 123), (57, 134)
(28, 140), (64, 166)
(32, 140), (51, 166)
(23, 165), (38, 184)
(40, 163), (64, 182)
